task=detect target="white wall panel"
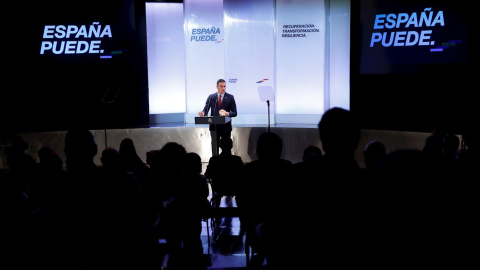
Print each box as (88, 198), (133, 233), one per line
(276, 0), (326, 120)
(146, 3), (186, 114)
(184, 0), (225, 124)
(223, 0), (275, 125)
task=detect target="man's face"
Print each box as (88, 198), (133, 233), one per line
(217, 82), (226, 94)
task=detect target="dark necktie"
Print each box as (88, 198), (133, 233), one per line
(219, 95), (222, 108)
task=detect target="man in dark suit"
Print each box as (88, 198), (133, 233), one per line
(198, 78), (237, 156)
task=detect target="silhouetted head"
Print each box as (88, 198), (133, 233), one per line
(363, 139), (386, 171)
(38, 146), (63, 169)
(64, 127), (98, 169)
(302, 145), (322, 162)
(11, 135), (29, 152)
(185, 152), (202, 175)
(101, 147), (120, 168)
(7, 135), (34, 170)
(220, 137), (233, 151)
(158, 142), (187, 173)
(422, 135), (443, 157)
(146, 149), (161, 169)
(442, 134), (460, 157)
(256, 131), (283, 160)
(318, 107), (361, 156)
(119, 138), (136, 156)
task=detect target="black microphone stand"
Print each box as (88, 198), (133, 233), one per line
(267, 100), (270, 133)
(101, 88), (120, 148)
(213, 95), (218, 156)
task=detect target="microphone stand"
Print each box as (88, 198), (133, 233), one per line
(267, 100), (270, 133)
(213, 95), (218, 156)
(101, 88), (120, 148)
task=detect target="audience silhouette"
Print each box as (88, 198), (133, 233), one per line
(373, 146), (473, 268)
(2, 108), (477, 269)
(30, 127), (155, 269)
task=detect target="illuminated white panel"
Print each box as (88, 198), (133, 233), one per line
(184, 0), (225, 124)
(222, 0), (275, 125)
(328, 0), (350, 110)
(276, 0), (326, 118)
(146, 2), (186, 114)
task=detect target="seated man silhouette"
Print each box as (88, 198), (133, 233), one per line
(205, 137), (243, 209)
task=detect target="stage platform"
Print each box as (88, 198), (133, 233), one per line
(0, 122), (432, 170)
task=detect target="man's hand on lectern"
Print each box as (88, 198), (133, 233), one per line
(198, 111), (205, 116)
(219, 109), (229, 116)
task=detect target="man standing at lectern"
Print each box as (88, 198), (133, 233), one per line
(198, 78), (237, 156)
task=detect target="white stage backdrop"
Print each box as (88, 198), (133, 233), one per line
(184, 0), (225, 123)
(146, 2), (185, 114)
(276, 0), (325, 124)
(146, 0), (350, 125)
(222, 0), (275, 125)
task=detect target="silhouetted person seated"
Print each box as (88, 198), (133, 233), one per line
(1, 157), (32, 270)
(119, 137), (150, 186)
(205, 137), (243, 210)
(29, 146), (67, 215)
(172, 152), (211, 269)
(5, 135), (39, 195)
(289, 107), (381, 269)
(99, 146), (155, 268)
(292, 144), (324, 182)
(237, 131), (293, 269)
(150, 143), (209, 269)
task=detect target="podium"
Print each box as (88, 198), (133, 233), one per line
(195, 116), (231, 156)
(195, 116), (231, 125)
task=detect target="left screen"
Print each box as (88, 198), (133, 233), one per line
(3, 0), (148, 136)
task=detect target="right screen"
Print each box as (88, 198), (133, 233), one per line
(358, 0), (469, 74)
(351, 0), (474, 134)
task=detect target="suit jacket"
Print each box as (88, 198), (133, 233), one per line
(201, 92), (237, 132)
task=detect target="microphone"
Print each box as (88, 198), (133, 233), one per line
(213, 94), (218, 116)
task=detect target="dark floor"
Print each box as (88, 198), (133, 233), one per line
(159, 194), (262, 270)
(202, 196), (251, 270)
